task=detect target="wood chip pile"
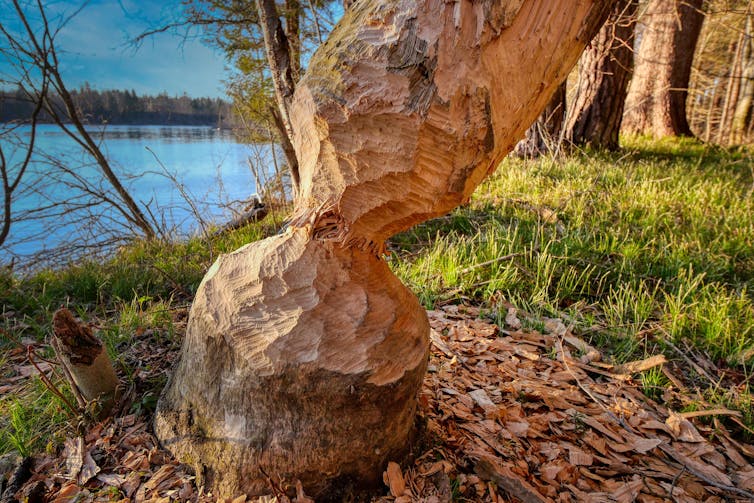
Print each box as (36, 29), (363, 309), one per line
(389, 306), (754, 503)
(4, 304), (754, 502)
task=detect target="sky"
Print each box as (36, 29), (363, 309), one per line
(1, 0), (229, 98)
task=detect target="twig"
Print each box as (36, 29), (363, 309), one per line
(27, 345), (79, 416)
(658, 330), (718, 385)
(659, 444), (754, 500)
(668, 465), (686, 501)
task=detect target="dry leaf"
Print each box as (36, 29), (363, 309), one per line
(666, 412), (705, 443)
(505, 308), (522, 329)
(469, 389), (496, 411)
(63, 437), (84, 481)
(385, 461), (406, 497)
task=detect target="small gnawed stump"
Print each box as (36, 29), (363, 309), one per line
(52, 308), (119, 417)
(154, 228), (429, 497)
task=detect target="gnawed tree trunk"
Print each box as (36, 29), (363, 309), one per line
(565, 0), (637, 150)
(52, 308), (119, 417)
(155, 0), (612, 498)
(622, 0), (705, 138)
(513, 83), (566, 158)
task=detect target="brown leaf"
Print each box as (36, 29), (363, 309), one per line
(665, 412), (705, 443)
(385, 461), (406, 497)
(568, 449), (593, 466)
(63, 437), (84, 481)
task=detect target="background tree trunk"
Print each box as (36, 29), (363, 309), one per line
(255, 0), (301, 192)
(622, 0), (705, 138)
(731, 14), (754, 145)
(565, 0), (638, 150)
(155, 0), (613, 498)
(513, 83), (566, 158)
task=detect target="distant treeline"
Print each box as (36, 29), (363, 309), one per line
(0, 85), (236, 126)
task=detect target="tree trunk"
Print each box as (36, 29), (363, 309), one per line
(255, 0), (301, 193)
(565, 0), (637, 150)
(731, 14), (754, 145)
(513, 82), (566, 158)
(285, 0), (302, 81)
(622, 0), (705, 138)
(52, 308), (119, 418)
(155, 0), (613, 498)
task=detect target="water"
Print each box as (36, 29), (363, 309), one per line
(1, 124), (275, 264)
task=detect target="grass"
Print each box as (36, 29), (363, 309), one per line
(389, 136), (754, 431)
(2, 137), (754, 454)
(0, 209), (288, 456)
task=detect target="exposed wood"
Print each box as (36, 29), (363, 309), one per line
(289, 0), (614, 246)
(51, 308), (119, 417)
(156, 0), (614, 497)
(155, 228), (429, 497)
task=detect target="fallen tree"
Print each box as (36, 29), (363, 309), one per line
(155, 0), (613, 498)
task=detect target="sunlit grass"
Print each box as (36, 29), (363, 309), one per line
(391, 137), (754, 428)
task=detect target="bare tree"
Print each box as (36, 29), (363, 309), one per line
(1, 0), (156, 239)
(0, 0), (160, 266)
(154, 0), (614, 497)
(0, 76), (47, 249)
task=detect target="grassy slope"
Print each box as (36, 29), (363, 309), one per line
(2, 137), (753, 456)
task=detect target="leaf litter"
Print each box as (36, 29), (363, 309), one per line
(3, 304), (754, 502)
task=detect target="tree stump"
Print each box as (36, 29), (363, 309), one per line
(52, 308), (119, 417)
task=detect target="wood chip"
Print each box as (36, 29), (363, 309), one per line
(385, 461), (406, 497)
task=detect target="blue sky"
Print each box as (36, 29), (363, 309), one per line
(1, 0), (228, 98)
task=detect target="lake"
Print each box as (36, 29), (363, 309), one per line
(1, 124), (276, 265)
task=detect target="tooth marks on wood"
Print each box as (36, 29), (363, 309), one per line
(52, 308), (102, 366)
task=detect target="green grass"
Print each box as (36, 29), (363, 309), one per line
(0, 210), (288, 456)
(2, 137), (754, 453)
(390, 136), (754, 429)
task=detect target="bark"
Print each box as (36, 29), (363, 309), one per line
(52, 308), (119, 417)
(622, 0), (705, 138)
(513, 83), (566, 158)
(256, 0), (301, 193)
(731, 15), (754, 145)
(155, 0), (613, 498)
(565, 0), (637, 150)
(285, 0), (302, 80)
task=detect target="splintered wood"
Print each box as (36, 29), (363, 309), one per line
(390, 305), (754, 503)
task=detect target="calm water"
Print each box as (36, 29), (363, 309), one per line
(2, 125), (274, 262)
